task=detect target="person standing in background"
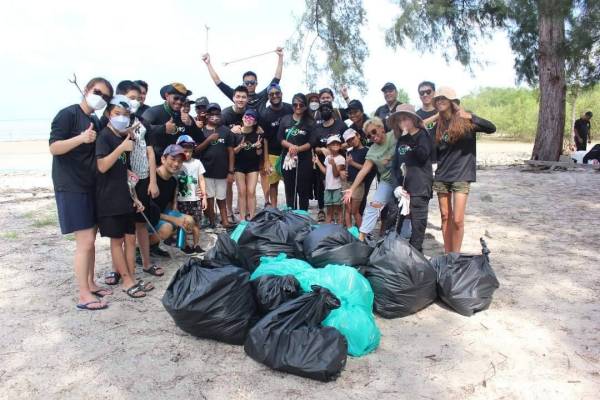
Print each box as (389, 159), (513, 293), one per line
(574, 111), (593, 151)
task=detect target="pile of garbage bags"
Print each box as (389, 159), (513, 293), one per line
(163, 209), (500, 381)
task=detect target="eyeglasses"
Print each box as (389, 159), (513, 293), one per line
(268, 91), (282, 97)
(243, 114), (256, 120)
(171, 94), (186, 102)
(292, 103), (306, 109)
(368, 128), (378, 136)
(419, 89), (433, 96)
(244, 80), (257, 86)
(92, 89), (111, 103)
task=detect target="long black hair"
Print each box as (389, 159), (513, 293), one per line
(291, 93), (314, 125)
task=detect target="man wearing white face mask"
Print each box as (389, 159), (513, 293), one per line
(49, 77), (114, 310)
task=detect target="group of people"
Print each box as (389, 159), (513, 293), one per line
(50, 49), (496, 310)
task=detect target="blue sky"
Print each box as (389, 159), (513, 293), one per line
(1, 0), (519, 122)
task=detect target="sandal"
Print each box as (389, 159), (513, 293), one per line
(317, 210), (326, 223)
(105, 271), (121, 286)
(123, 283), (146, 299)
(143, 264), (164, 277)
(76, 301), (108, 311)
(91, 287), (113, 297)
(137, 279), (155, 292)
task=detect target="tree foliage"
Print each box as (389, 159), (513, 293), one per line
(287, 0), (369, 94)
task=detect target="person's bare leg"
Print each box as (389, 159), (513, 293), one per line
(437, 193), (453, 253)
(344, 201), (352, 227)
(111, 238), (140, 294)
(124, 233), (136, 278)
(325, 206), (333, 224)
(192, 225), (200, 246)
(74, 228), (105, 307)
(246, 172), (258, 219)
(226, 181), (234, 219)
(206, 197), (216, 225)
(269, 183), (279, 207)
(451, 192), (469, 253)
(235, 172), (247, 220)
(216, 199), (230, 228)
(332, 205), (341, 224)
(260, 170), (269, 205)
(85, 227), (109, 295)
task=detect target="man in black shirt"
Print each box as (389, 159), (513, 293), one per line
(374, 82), (401, 131)
(574, 111), (593, 151)
(134, 80), (150, 117)
(142, 82), (194, 165)
(259, 83), (293, 206)
(348, 100), (370, 145)
(201, 49), (284, 112)
(221, 86), (249, 131)
(415, 81), (438, 164)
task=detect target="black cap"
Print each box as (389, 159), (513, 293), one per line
(206, 103), (221, 112)
(160, 83), (192, 100)
(347, 99), (364, 112)
(195, 97), (209, 107)
(381, 82), (397, 92)
(319, 87), (334, 97)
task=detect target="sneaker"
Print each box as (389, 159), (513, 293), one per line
(150, 244), (169, 258)
(192, 245), (206, 255)
(163, 236), (177, 247)
(181, 245), (195, 255)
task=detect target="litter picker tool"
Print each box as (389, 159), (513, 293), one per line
(223, 50), (276, 66)
(205, 25), (210, 53)
(68, 73), (84, 96)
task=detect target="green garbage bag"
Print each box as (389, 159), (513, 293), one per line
(230, 220), (248, 243)
(251, 256), (380, 357)
(347, 226), (360, 239)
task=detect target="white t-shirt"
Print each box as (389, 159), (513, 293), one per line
(177, 159), (206, 202)
(325, 154), (345, 190)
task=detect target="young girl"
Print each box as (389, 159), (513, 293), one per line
(175, 135), (207, 255)
(342, 128), (368, 228)
(50, 77), (113, 310)
(314, 136), (345, 223)
(233, 108), (266, 220)
(432, 87), (496, 253)
(96, 95), (146, 299)
(389, 104), (434, 252)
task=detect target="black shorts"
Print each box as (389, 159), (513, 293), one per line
(177, 200), (202, 224)
(134, 177), (160, 225)
(55, 191), (96, 234)
(235, 160), (260, 174)
(98, 214), (136, 238)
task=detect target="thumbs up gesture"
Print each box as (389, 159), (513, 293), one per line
(120, 134), (134, 152)
(79, 122), (97, 144)
(165, 118), (177, 134)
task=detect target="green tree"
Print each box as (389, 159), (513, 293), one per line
(397, 87), (410, 104)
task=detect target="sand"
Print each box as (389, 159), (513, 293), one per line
(0, 140), (599, 399)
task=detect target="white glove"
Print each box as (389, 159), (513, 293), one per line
(432, 163), (438, 173)
(282, 153), (297, 171)
(394, 186), (410, 216)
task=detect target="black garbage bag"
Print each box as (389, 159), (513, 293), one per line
(202, 232), (245, 268)
(430, 238), (500, 316)
(162, 259), (259, 345)
(244, 285), (348, 382)
(302, 224), (373, 268)
(365, 232), (437, 318)
(251, 274), (302, 314)
(251, 206), (284, 223)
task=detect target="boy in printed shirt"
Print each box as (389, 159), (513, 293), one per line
(314, 136), (345, 224)
(175, 135), (207, 255)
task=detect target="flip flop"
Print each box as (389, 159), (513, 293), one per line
(91, 287), (113, 298)
(123, 283), (146, 299)
(76, 301), (108, 311)
(142, 264), (164, 277)
(104, 271), (121, 286)
(137, 279), (155, 292)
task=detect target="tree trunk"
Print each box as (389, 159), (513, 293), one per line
(569, 87), (578, 146)
(531, 2), (567, 161)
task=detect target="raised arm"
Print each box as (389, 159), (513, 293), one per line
(274, 47), (284, 80)
(202, 53), (234, 100)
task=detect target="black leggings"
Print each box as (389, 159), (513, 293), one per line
(397, 196), (430, 252)
(283, 162), (312, 210)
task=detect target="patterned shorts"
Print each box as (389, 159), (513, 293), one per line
(177, 200), (202, 224)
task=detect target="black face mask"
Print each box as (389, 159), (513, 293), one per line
(320, 109), (333, 120)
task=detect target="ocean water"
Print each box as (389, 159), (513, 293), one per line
(0, 120), (52, 172)
(0, 119), (51, 142)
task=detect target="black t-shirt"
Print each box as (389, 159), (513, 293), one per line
(347, 146), (369, 182)
(277, 114), (314, 163)
(49, 104), (99, 193)
(95, 128), (134, 217)
(416, 108), (438, 163)
(259, 103), (293, 155)
(142, 103), (197, 164)
(374, 101), (400, 131)
(233, 128), (262, 170)
(574, 118), (591, 141)
(391, 129), (433, 198)
(434, 115), (496, 183)
(310, 119), (348, 150)
(155, 172), (177, 212)
(221, 106), (245, 129)
(217, 77), (281, 113)
(199, 126), (234, 179)
(136, 103), (150, 118)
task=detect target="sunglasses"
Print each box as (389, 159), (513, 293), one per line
(244, 80), (257, 86)
(268, 91), (282, 97)
(171, 94), (186, 102)
(419, 89), (433, 96)
(292, 103), (306, 109)
(92, 89), (111, 103)
(243, 114), (256, 120)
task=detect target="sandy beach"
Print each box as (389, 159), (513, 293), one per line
(0, 139), (599, 399)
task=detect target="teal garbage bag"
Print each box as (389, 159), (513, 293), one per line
(347, 226), (360, 239)
(230, 220), (248, 243)
(251, 256), (380, 356)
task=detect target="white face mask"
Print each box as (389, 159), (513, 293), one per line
(85, 93), (107, 111)
(110, 115), (130, 132)
(129, 99), (140, 114)
(309, 101), (320, 111)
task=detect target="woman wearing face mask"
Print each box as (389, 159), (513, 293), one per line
(233, 109), (266, 220)
(389, 104), (434, 252)
(432, 87), (496, 253)
(277, 93), (315, 210)
(96, 96), (147, 299)
(306, 92), (320, 120)
(342, 117), (397, 242)
(49, 77), (113, 311)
